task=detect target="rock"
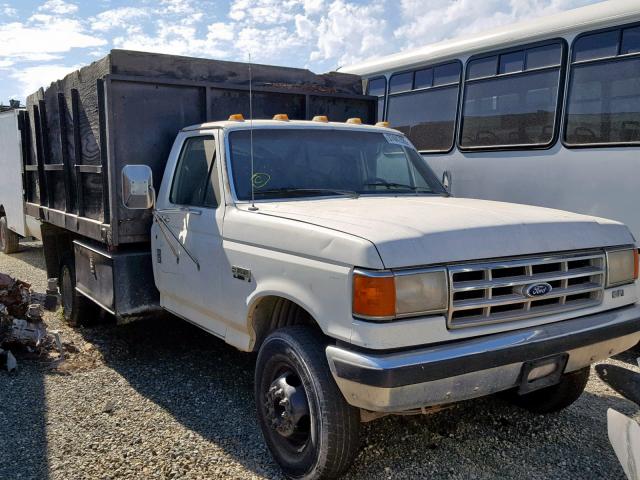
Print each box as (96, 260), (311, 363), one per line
(0, 348), (17, 372)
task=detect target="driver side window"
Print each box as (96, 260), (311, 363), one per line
(170, 136), (218, 207)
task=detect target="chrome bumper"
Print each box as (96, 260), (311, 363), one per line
(326, 304), (640, 412)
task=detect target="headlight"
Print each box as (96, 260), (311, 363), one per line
(353, 268), (448, 320)
(606, 247), (639, 287)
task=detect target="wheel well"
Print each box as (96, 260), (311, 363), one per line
(250, 296), (317, 351)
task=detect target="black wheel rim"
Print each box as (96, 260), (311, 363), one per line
(263, 362), (312, 453)
(61, 267), (73, 320)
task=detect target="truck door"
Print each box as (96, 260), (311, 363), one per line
(152, 133), (226, 337)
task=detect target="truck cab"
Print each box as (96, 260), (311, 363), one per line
(119, 115), (640, 478)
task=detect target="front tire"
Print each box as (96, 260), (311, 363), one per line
(255, 326), (360, 479)
(507, 366), (590, 414)
(0, 216), (20, 254)
(59, 256), (99, 326)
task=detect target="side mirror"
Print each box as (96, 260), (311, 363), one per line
(442, 170), (452, 194)
(122, 165), (155, 209)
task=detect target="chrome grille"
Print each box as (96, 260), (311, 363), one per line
(448, 251), (605, 329)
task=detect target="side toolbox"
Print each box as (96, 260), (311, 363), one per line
(74, 240), (160, 318)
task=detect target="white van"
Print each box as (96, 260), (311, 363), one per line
(0, 107), (41, 253)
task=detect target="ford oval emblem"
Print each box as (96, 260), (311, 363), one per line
(525, 282), (553, 298)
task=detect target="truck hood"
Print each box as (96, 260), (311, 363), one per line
(252, 196), (634, 268)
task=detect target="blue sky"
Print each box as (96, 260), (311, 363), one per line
(0, 0), (600, 102)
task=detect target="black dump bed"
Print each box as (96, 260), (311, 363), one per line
(23, 49), (374, 246)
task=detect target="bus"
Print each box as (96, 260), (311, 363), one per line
(342, 0), (640, 242)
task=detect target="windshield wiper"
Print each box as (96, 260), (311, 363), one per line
(364, 181), (434, 193)
(254, 187), (359, 199)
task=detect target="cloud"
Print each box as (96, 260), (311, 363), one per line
(394, 0), (597, 48)
(207, 22), (235, 42)
(9, 64), (82, 97)
(310, 0), (391, 67)
(90, 7), (149, 33)
(229, 0), (300, 24)
(303, 0), (325, 15)
(2, 3), (17, 16)
(160, 0), (194, 14)
(113, 20), (229, 58)
(38, 0), (78, 15)
(0, 17), (106, 62)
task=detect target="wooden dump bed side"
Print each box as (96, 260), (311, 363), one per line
(24, 50), (375, 246)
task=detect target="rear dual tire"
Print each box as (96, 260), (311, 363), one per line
(59, 256), (99, 327)
(255, 326), (360, 479)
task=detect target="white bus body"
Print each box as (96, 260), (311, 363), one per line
(343, 0), (640, 242)
(0, 108), (41, 241)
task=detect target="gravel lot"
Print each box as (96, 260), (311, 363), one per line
(1, 242), (638, 480)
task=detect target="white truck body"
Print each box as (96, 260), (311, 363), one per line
(32, 113), (640, 477)
(144, 120), (639, 412)
(0, 109), (40, 240)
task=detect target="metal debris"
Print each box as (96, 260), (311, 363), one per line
(0, 348), (17, 371)
(0, 273), (64, 371)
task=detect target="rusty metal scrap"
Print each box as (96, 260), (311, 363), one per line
(0, 274), (49, 370)
(0, 272), (31, 318)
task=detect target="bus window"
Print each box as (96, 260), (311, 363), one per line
(573, 30), (618, 63)
(460, 41), (564, 149)
(622, 26), (640, 54)
(414, 68), (433, 89)
(389, 72), (414, 93)
(467, 56), (497, 80)
(565, 25), (640, 146)
(366, 77), (387, 120)
(499, 51), (524, 74)
(526, 44), (562, 69)
(386, 61), (461, 152)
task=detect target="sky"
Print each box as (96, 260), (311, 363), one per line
(0, 0), (602, 103)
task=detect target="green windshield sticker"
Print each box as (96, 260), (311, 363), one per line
(383, 133), (412, 147)
(252, 172), (271, 189)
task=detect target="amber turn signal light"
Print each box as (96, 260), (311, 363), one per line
(353, 274), (395, 318)
(634, 249), (639, 280)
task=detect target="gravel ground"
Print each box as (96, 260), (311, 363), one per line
(1, 241), (639, 480)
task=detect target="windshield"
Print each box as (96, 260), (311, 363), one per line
(228, 128), (447, 200)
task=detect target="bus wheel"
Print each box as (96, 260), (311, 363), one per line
(0, 216), (20, 254)
(59, 256), (99, 327)
(255, 326), (360, 479)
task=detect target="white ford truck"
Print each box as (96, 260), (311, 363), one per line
(18, 52), (640, 479)
(140, 117), (637, 478)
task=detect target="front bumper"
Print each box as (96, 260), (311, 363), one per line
(326, 304), (640, 412)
